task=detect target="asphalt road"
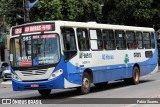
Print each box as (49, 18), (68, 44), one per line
(1, 71), (160, 107)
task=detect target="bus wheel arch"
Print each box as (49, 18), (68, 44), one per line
(80, 68), (93, 94)
(124, 64), (140, 85)
(83, 68), (93, 83)
(134, 63), (140, 74)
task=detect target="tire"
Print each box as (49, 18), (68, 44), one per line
(38, 89), (51, 96)
(124, 66), (140, 85)
(81, 72), (91, 94)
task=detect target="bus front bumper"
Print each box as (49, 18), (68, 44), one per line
(12, 76), (64, 91)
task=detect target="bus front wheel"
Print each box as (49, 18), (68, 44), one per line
(38, 89), (51, 96)
(81, 72), (91, 94)
(124, 66), (140, 85)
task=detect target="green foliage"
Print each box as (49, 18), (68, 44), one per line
(0, 0), (101, 25)
(0, 0), (23, 26)
(1, 0), (160, 30)
(103, 0), (160, 30)
(31, 0), (101, 22)
(78, 0), (101, 22)
(31, 0), (63, 21)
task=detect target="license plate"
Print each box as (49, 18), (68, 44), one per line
(30, 84), (39, 88)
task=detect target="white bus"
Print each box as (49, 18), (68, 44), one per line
(10, 21), (158, 95)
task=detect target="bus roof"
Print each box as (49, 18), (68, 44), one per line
(60, 21), (154, 32)
(11, 20), (154, 32)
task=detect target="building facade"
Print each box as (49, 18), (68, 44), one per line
(0, 16), (10, 63)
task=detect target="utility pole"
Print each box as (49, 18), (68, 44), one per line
(23, 0), (39, 23)
(24, 0), (30, 23)
(101, 0), (108, 23)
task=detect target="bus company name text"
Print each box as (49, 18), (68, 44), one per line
(79, 52), (92, 59)
(102, 54), (114, 60)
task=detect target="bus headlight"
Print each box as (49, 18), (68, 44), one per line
(49, 69), (63, 80)
(11, 73), (22, 81)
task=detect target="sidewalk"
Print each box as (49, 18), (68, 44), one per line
(0, 79), (12, 88)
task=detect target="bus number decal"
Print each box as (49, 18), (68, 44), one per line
(79, 52), (92, 59)
(134, 53), (141, 57)
(14, 27), (22, 35)
(22, 36), (31, 41)
(82, 61), (90, 64)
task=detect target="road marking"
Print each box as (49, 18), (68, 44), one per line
(1, 81), (12, 85)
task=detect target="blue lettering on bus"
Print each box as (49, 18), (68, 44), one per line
(102, 54), (114, 60)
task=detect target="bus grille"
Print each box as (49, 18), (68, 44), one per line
(21, 69), (47, 76)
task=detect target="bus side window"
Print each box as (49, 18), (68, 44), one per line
(102, 30), (115, 50)
(115, 30), (126, 50)
(77, 28), (90, 51)
(143, 32), (151, 49)
(61, 27), (77, 61)
(151, 32), (155, 49)
(126, 31), (137, 49)
(136, 32), (143, 49)
(90, 29), (103, 50)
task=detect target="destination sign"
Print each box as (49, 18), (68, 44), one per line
(24, 24), (52, 33)
(12, 23), (54, 35)
(14, 27), (22, 35)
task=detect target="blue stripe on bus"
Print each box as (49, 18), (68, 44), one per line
(62, 49), (158, 85)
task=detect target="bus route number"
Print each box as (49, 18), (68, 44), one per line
(79, 52), (92, 59)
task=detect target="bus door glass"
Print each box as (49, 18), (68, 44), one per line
(77, 28), (90, 67)
(61, 27), (77, 61)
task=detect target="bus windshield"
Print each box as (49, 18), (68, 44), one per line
(10, 34), (60, 67)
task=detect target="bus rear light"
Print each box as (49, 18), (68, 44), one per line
(49, 69), (63, 80)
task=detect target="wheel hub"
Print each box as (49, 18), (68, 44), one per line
(83, 78), (89, 89)
(134, 69), (139, 81)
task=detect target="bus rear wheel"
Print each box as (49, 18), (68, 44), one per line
(38, 89), (51, 96)
(124, 66), (140, 85)
(81, 72), (91, 94)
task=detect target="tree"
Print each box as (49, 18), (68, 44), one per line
(1, 0), (160, 31)
(75, 0), (101, 22)
(30, 0), (63, 21)
(31, 0), (101, 22)
(0, 0), (24, 25)
(102, 0), (160, 30)
(0, 0), (101, 25)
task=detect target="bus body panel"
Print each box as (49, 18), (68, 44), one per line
(68, 48), (158, 84)
(10, 21), (158, 91)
